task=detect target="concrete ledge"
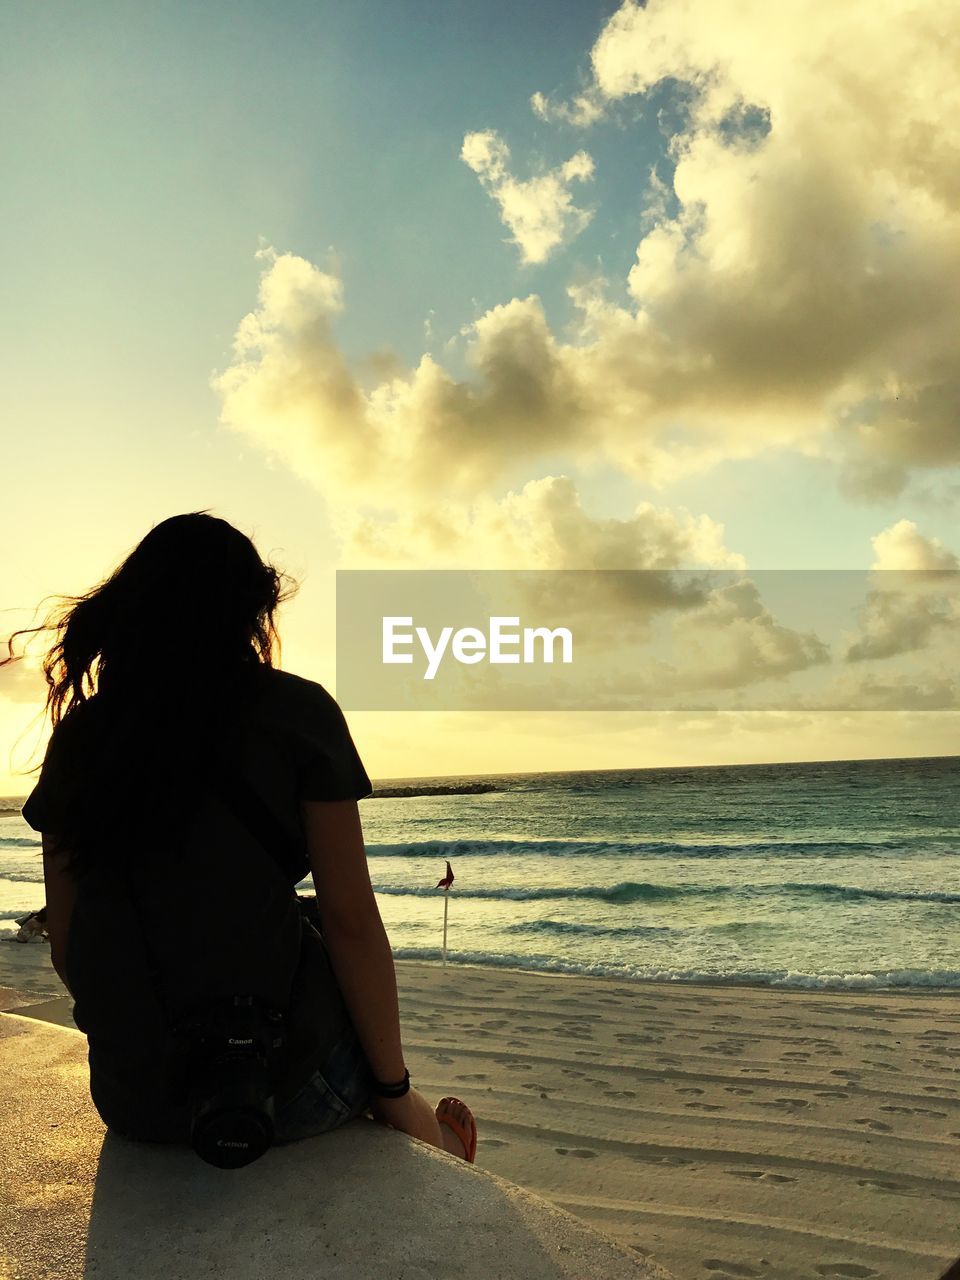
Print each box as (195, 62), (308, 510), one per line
(1, 992), (75, 1027)
(0, 1014), (671, 1280)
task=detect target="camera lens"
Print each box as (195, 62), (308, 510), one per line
(191, 1101), (274, 1170)
(184, 996), (280, 1169)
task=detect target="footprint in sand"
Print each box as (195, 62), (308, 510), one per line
(481, 1137), (510, 1148)
(480, 1019), (509, 1030)
(685, 1102), (724, 1112)
(456, 1073), (488, 1081)
(428, 1053), (454, 1064)
(815, 1266), (878, 1278)
(678, 1086), (705, 1095)
(854, 1118), (892, 1132)
(725, 1170), (797, 1184)
(857, 1177), (908, 1193)
(604, 1089), (638, 1099)
(561, 1069), (586, 1077)
(702, 1259), (762, 1276)
(554, 1147), (598, 1158)
(725, 1087), (754, 1096)
(814, 1090), (849, 1099)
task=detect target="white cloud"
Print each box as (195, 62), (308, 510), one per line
(870, 519), (959, 572)
(460, 129), (595, 265)
(839, 521), (959, 662)
(579, 0), (960, 493)
(669, 579), (831, 692)
(845, 590), (954, 663)
(530, 89), (606, 128)
(839, 675), (957, 712)
(341, 473), (745, 570)
(216, 251), (589, 500)
(221, 1), (960, 529)
(214, 254), (754, 573)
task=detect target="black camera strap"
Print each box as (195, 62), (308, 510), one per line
(207, 769), (354, 1097)
(209, 771), (308, 888)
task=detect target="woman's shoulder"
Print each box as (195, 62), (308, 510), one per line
(251, 666), (347, 730)
(251, 667), (370, 799)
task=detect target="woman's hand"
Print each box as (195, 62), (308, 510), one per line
(368, 1086), (443, 1147)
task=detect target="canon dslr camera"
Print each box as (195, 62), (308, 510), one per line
(181, 995), (284, 1169)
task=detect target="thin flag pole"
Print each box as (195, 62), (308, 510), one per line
(436, 860), (455, 967)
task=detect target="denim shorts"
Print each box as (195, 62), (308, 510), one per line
(273, 1025), (378, 1143)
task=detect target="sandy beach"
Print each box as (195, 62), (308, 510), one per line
(3, 943), (958, 1279)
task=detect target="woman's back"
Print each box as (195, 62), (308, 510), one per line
(21, 666), (373, 1142)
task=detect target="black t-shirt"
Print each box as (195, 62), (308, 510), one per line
(21, 665), (373, 868)
(20, 667), (373, 1140)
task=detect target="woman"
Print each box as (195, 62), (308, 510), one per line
(8, 512), (478, 1164)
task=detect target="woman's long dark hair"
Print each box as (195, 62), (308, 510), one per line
(3, 512), (297, 873)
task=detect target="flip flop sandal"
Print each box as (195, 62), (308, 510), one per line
(436, 1096), (477, 1164)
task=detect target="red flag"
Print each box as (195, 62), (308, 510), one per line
(436, 860), (455, 890)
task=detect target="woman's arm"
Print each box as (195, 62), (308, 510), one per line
(302, 798), (456, 1146)
(301, 798), (407, 1083)
(41, 833), (77, 994)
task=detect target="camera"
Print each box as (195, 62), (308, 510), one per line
(179, 995), (284, 1169)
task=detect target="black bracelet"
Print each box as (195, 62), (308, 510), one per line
(372, 1067), (410, 1097)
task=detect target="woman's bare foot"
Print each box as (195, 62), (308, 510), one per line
(435, 1097), (474, 1160)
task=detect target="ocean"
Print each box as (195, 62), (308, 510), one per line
(2, 755), (958, 991)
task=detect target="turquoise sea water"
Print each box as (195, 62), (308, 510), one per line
(3, 755), (959, 990)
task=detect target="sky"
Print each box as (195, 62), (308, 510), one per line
(1, 0), (958, 793)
